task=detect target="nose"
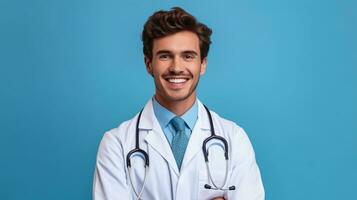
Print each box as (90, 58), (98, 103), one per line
(169, 55), (184, 73)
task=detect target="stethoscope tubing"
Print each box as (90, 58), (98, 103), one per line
(126, 104), (235, 199)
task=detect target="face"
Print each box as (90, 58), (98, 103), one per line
(145, 31), (207, 105)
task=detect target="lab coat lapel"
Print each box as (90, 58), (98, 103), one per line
(181, 101), (211, 170)
(140, 99), (179, 175)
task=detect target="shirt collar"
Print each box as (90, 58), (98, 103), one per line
(152, 97), (198, 131)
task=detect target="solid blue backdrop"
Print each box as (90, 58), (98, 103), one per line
(0, 0), (356, 199)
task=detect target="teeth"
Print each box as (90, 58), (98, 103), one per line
(167, 78), (187, 83)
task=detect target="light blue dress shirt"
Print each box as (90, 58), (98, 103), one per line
(152, 97), (198, 146)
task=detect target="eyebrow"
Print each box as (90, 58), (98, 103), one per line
(156, 50), (172, 55)
(155, 50), (198, 56)
(181, 50), (198, 56)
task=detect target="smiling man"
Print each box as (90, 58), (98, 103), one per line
(93, 7), (264, 200)
(147, 30), (204, 116)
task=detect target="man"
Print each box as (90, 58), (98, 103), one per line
(93, 7), (264, 200)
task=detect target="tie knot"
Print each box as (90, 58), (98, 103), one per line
(170, 116), (186, 132)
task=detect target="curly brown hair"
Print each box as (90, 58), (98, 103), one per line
(142, 7), (212, 61)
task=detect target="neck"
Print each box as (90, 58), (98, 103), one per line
(154, 93), (196, 116)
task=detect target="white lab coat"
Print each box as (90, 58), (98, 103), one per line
(93, 99), (265, 200)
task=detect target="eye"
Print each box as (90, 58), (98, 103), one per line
(159, 54), (171, 60)
(183, 54), (195, 60)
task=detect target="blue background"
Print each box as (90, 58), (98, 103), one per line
(0, 0), (356, 199)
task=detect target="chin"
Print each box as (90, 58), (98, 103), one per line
(165, 91), (194, 102)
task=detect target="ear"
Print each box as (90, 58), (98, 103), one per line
(144, 56), (153, 76)
(200, 57), (207, 75)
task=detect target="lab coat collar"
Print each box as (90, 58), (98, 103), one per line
(197, 100), (211, 131)
(181, 100), (212, 170)
(140, 99), (180, 174)
(138, 99), (155, 130)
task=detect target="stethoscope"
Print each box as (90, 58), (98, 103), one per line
(126, 105), (236, 200)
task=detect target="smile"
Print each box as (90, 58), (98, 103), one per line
(164, 77), (190, 89)
(166, 78), (188, 83)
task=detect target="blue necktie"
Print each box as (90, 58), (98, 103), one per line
(170, 116), (189, 170)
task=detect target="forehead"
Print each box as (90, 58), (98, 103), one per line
(152, 31), (200, 54)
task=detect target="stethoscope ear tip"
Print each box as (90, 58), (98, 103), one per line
(204, 184), (212, 189)
(228, 186), (236, 190)
(204, 184), (236, 191)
